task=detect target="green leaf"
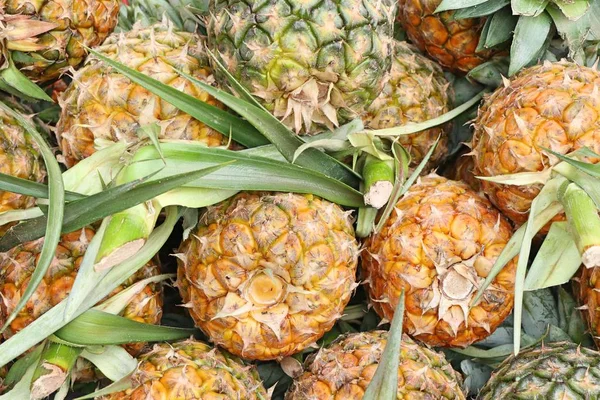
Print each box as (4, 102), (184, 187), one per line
(454, 0), (510, 18)
(0, 173), (84, 201)
(80, 346), (137, 383)
(436, 0), (489, 12)
(86, 47), (269, 148)
(545, 147), (600, 178)
(121, 142), (364, 207)
(547, 4), (592, 59)
(554, 162), (600, 209)
(509, 13), (553, 75)
(54, 310), (194, 345)
(521, 289), (559, 338)
(356, 207), (378, 238)
(484, 7), (518, 48)
(137, 123), (164, 160)
(0, 163), (228, 251)
(467, 59), (510, 87)
(511, 176), (566, 354)
(0, 207), (181, 368)
(0, 61), (53, 102)
(177, 69), (360, 187)
(553, 0), (590, 20)
(0, 101), (65, 337)
(523, 222), (581, 290)
(512, 0), (550, 16)
(363, 290), (405, 400)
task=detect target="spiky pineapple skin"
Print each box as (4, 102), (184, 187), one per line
(101, 339), (268, 399)
(444, 152), (480, 193)
(0, 106), (45, 216)
(177, 192), (359, 360)
(364, 40), (451, 167)
(575, 266), (600, 349)
(478, 342), (600, 399)
(397, 0), (493, 74)
(56, 22), (226, 167)
(363, 175), (516, 348)
(0, 227), (163, 355)
(207, 0), (395, 134)
(286, 331), (465, 399)
(2, 0), (120, 82)
(472, 61), (600, 227)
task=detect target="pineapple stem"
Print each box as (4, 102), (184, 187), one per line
(31, 342), (82, 399)
(362, 155), (395, 209)
(558, 182), (600, 268)
(96, 202), (160, 270)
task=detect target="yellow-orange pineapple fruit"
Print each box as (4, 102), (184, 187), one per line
(177, 192), (359, 360)
(364, 40), (452, 168)
(363, 175), (516, 347)
(1, 0), (120, 82)
(472, 61), (600, 227)
(101, 339), (268, 399)
(397, 0), (494, 73)
(286, 331), (465, 399)
(56, 22), (227, 167)
(0, 106), (45, 217)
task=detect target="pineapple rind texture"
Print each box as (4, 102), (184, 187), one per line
(0, 107), (46, 215)
(177, 192), (359, 360)
(397, 0), (493, 73)
(101, 339), (268, 399)
(56, 22), (227, 167)
(472, 61), (600, 226)
(2, 0), (120, 82)
(575, 265), (600, 349)
(364, 40), (452, 167)
(207, 0), (396, 134)
(285, 331), (466, 399)
(363, 175), (517, 348)
(0, 227), (163, 356)
(478, 342), (600, 399)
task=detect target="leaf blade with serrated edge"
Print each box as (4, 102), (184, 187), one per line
(0, 101), (65, 336)
(363, 290), (405, 400)
(523, 222), (581, 290)
(509, 13), (553, 75)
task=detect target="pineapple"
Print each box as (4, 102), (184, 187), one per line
(206, 0), (396, 134)
(177, 192), (359, 360)
(0, 227), (163, 352)
(285, 331), (465, 399)
(363, 40), (452, 168)
(397, 0), (494, 73)
(101, 339), (268, 399)
(56, 22), (227, 167)
(0, 105), (45, 216)
(0, 0), (120, 82)
(363, 175), (517, 348)
(574, 266), (600, 348)
(478, 342), (600, 399)
(471, 61), (600, 227)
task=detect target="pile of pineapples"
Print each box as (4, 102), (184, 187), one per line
(1, 0), (600, 399)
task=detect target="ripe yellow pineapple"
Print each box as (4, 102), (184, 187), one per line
(56, 22), (227, 167)
(574, 266), (600, 348)
(397, 0), (494, 73)
(207, 0), (396, 134)
(177, 192), (359, 360)
(101, 339), (268, 399)
(363, 175), (517, 347)
(0, 0), (120, 82)
(472, 61), (600, 227)
(0, 105), (45, 216)
(364, 40), (452, 168)
(0, 227), (163, 351)
(286, 331), (465, 399)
